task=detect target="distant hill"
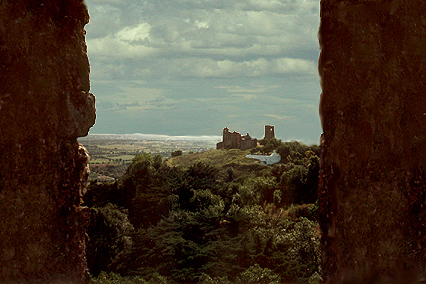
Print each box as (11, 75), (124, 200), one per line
(79, 133), (221, 142)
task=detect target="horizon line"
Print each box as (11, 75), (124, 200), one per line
(81, 133), (223, 140)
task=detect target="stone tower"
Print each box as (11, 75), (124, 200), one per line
(264, 125), (275, 140)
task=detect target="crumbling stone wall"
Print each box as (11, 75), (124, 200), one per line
(319, 0), (426, 282)
(217, 128), (258, 150)
(240, 133), (258, 150)
(0, 1), (95, 283)
(217, 128), (241, 149)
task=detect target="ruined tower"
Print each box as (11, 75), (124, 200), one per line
(264, 125), (275, 140)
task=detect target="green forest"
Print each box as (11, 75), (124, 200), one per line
(85, 139), (322, 284)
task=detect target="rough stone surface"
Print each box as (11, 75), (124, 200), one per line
(319, 0), (426, 282)
(0, 1), (95, 283)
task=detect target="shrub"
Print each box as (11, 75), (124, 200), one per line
(236, 264), (281, 284)
(199, 274), (232, 284)
(235, 176), (278, 207)
(274, 217), (321, 282)
(84, 181), (124, 208)
(287, 203), (318, 222)
(171, 150), (183, 157)
(280, 165), (308, 204)
(190, 189), (225, 215)
(91, 271), (147, 284)
(307, 272), (322, 284)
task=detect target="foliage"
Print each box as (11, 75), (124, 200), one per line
(307, 272), (322, 284)
(87, 204), (134, 277)
(287, 202), (319, 222)
(119, 210), (219, 283)
(85, 142), (321, 283)
(171, 150), (183, 157)
(236, 264), (281, 284)
(199, 274), (232, 284)
(84, 181), (124, 208)
(91, 271), (147, 284)
(234, 176), (278, 207)
(91, 271), (168, 284)
(120, 153), (178, 228)
(90, 164), (129, 179)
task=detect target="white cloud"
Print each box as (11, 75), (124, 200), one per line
(87, 36), (157, 59)
(216, 84), (280, 94)
(194, 20), (210, 29)
(92, 0), (124, 4)
(275, 58), (317, 74)
(264, 114), (294, 120)
(152, 57), (316, 78)
(117, 23), (152, 42)
(230, 94), (257, 100)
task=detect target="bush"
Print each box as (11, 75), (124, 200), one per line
(307, 272), (322, 284)
(236, 264), (281, 284)
(287, 203), (318, 222)
(91, 271), (169, 284)
(250, 147), (262, 155)
(273, 217), (321, 282)
(171, 150), (183, 157)
(235, 176), (278, 207)
(190, 189), (225, 215)
(199, 274), (232, 284)
(91, 271), (147, 284)
(280, 165), (308, 205)
(84, 181), (124, 208)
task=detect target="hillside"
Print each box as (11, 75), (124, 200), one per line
(166, 149), (269, 181)
(166, 149), (257, 167)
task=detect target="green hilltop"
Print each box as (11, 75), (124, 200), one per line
(166, 149), (256, 168)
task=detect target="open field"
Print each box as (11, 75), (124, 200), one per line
(78, 134), (221, 179)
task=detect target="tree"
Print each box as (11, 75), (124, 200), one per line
(120, 152), (164, 228)
(153, 154), (163, 170)
(171, 150), (183, 157)
(86, 204), (134, 277)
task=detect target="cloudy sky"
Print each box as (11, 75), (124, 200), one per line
(84, 0), (322, 144)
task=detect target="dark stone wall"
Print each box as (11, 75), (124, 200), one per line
(0, 1), (95, 282)
(319, 0), (426, 282)
(217, 128), (242, 149)
(240, 138), (258, 150)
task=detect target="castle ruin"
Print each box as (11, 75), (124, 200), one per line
(216, 127), (258, 150)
